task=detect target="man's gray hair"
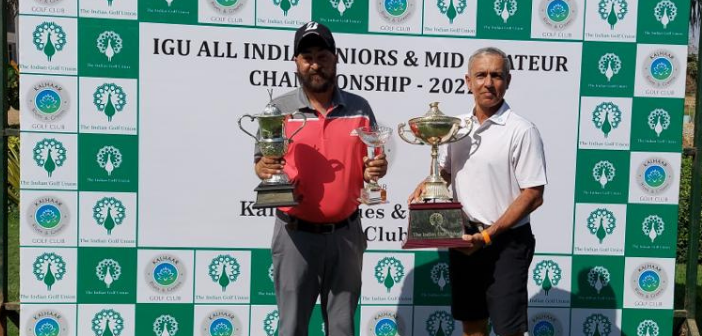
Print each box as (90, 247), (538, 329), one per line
(467, 47), (511, 76)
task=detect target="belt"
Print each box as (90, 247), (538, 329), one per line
(276, 210), (358, 234)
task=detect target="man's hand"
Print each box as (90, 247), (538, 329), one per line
(408, 181), (426, 204)
(453, 233), (485, 256)
(363, 153), (387, 183)
(255, 156), (285, 180)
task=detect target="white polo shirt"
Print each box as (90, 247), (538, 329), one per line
(439, 102), (547, 228)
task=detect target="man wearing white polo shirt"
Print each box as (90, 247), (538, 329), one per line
(410, 47), (547, 336)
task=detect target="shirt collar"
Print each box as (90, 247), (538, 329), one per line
(472, 101), (511, 126)
(294, 86), (347, 112)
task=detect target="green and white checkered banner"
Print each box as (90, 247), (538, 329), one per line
(18, 0), (689, 334)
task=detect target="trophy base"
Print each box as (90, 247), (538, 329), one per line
(252, 183), (298, 209)
(359, 186), (387, 205)
(402, 202), (472, 249)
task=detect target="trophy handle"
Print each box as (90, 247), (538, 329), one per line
(237, 114), (259, 142)
(448, 117), (474, 143)
(287, 111), (307, 141)
(398, 123), (423, 145)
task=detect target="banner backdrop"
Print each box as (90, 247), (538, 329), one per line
(18, 0), (689, 335)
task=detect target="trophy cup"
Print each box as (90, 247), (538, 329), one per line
(398, 102), (473, 248)
(238, 93), (306, 209)
(356, 125), (393, 205)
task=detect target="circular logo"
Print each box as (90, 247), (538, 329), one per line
(631, 262), (668, 300)
(368, 311), (403, 336)
(643, 49), (679, 88)
(201, 310), (241, 336)
(28, 81), (70, 122)
(209, 0), (244, 14)
(377, 0), (413, 23)
(636, 157), (674, 195)
(429, 213), (444, 227)
(145, 254), (186, 293)
(540, 0), (576, 30)
(27, 196), (69, 236)
(529, 313), (563, 336)
(27, 310), (68, 336)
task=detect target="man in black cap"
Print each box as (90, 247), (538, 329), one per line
(254, 21), (387, 336)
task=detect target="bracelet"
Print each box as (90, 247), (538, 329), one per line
(481, 230), (492, 246)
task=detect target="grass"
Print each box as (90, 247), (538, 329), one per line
(8, 205), (18, 336)
(675, 262), (702, 331)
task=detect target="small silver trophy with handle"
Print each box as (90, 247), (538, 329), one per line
(356, 125), (392, 205)
(238, 90), (307, 208)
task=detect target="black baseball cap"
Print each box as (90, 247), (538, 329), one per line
(293, 21), (336, 56)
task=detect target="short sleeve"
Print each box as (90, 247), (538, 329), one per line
(512, 126), (547, 188)
(439, 143), (451, 172)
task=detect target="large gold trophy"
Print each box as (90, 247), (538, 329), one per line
(238, 93), (306, 208)
(398, 102), (473, 248)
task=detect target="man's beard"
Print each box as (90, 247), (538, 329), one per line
(297, 68), (336, 93)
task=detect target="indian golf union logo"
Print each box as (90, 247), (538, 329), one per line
(27, 196), (69, 236)
(96, 31), (123, 62)
(494, 0), (517, 23)
(92, 197), (126, 235)
(95, 258), (122, 289)
(201, 310), (242, 336)
(263, 310), (279, 336)
(425, 310), (454, 336)
(642, 215), (665, 243)
(598, 0), (628, 30)
(636, 157), (674, 194)
(598, 53), (621, 82)
(587, 266), (610, 294)
(32, 22), (67, 62)
(532, 260), (562, 295)
(648, 109), (671, 137)
(33, 252), (67, 290)
(539, 0), (576, 30)
(91, 309), (124, 336)
(637, 320), (659, 336)
(644, 50), (679, 88)
(106, 0), (115, 6)
(654, 0), (677, 29)
(437, 0), (466, 24)
(96, 146), (122, 176)
(330, 0), (353, 16)
(530, 313), (563, 336)
(587, 208), (616, 244)
(268, 263), (275, 282)
(27, 310), (68, 336)
(273, 0), (299, 16)
(378, 0), (413, 23)
(430, 262), (449, 291)
(368, 311), (403, 336)
(592, 160), (616, 189)
(145, 254), (185, 293)
(632, 262), (668, 300)
(583, 313), (612, 336)
(591, 102), (622, 138)
(28, 81), (70, 122)
(93, 84), (126, 122)
(210, 0), (245, 15)
(374, 257), (405, 292)
(33, 138), (67, 178)
(153, 315), (179, 336)
(208, 254), (241, 292)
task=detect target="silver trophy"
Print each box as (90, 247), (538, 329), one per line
(356, 125), (392, 205)
(398, 102), (473, 201)
(238, 91), (307, 208)
(398, 102), (474, 249)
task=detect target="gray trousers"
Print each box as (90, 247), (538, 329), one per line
(272, 215), (366, 336)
